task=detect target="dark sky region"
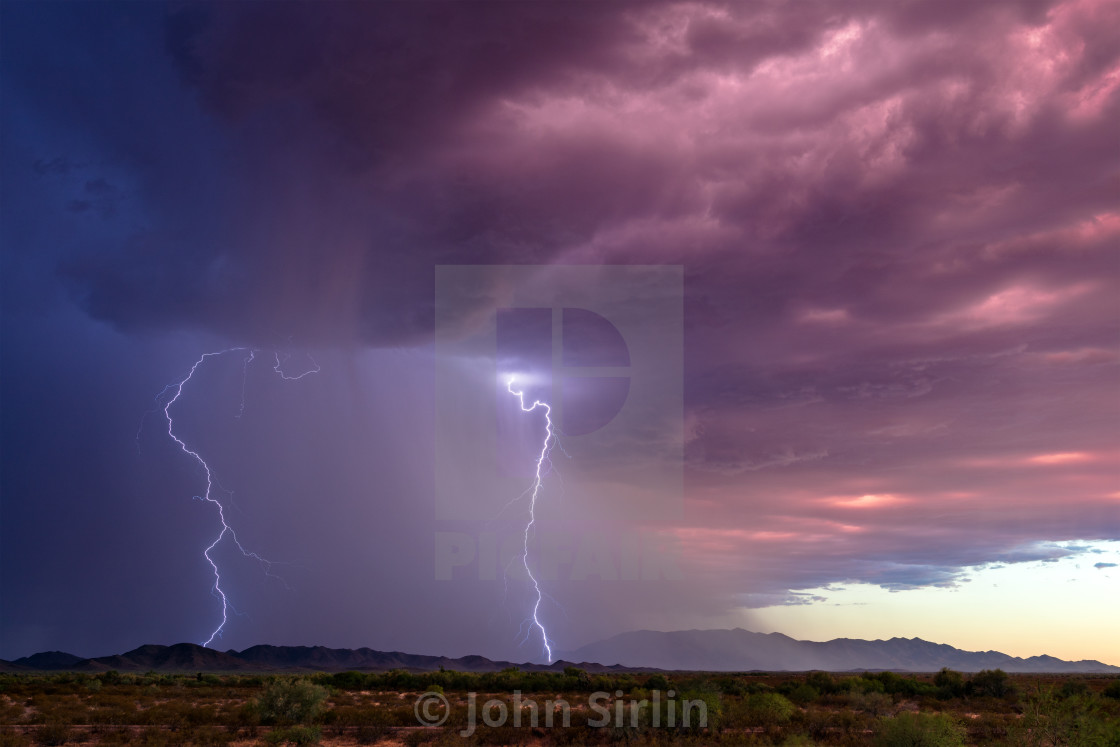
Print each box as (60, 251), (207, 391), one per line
(1, 0), (1117, 665)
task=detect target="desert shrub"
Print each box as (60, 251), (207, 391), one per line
(785, 683), (820, 705)
(875, 712), (965, 747)
(265, 725), (321, 745)
(355, 723), (390, 745)
(965, 712), (1012, 743)
(861, 671), (928, 697)
(190, 725), (235, 746)
(1103, 680), (1120, 699)
(0, 699), (27, 724)
(135, 727), (170, 746)
(832, 708), (876, 740)
(86, 693), (140, 725)
(933, 668), (965, 699)
(27, 695), (85, 726)
(91, 727), (134, 745)
(679, 687), (722, 733)
(710, 676), (746, 696)
(847, 691), (894, 716)
(746, 692), (796, 726)
(742, 681), (774, 695)
(1014, 686), (1120, 747)
(257, 678), (328, 726)
(402, 730), (434, 747)
(805, 672), (838, 695)
(152, 700), (218, 728)
(1057, 679), (1090, 699)
(967, 669), (1014, 699)
(795, 707), (835, 742)
(33, 722), (70, 747)
(857, 676), (887, 694)
(780, 736), (817, 746)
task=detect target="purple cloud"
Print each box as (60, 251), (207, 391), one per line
(3, 0), (1116, 656)
(96, 0), (1120, 598)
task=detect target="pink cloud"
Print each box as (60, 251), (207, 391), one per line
(49, 0), (1116, 618)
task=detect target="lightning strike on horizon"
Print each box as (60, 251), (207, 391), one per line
(506, 375), (556, 664)
(158, 347), (317, 647)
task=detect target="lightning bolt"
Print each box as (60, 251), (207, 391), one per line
(505, 375), (555, 664)
(157, 347), (317, 647)
(273, 351), (320, 380)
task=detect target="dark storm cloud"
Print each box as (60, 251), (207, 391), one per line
(43, 1), (680, 342)
(49, 0), (1114, 345)
(2, 0), (1117, 658)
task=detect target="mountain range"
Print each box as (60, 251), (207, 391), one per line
(0, 643), (622, 674)
(560, 629), (1120, 673)
(4, 629), (1116, 673)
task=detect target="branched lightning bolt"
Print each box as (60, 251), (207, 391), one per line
(273, 351), (320, 380)
(158, 347), (316, 647)
(506, 376), (555, 663)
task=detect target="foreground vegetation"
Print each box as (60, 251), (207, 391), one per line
(1, 668), (1117, 745)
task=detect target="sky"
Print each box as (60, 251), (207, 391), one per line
(1, 0), (1117, 666)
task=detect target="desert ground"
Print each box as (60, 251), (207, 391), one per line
(2, 668), (1119, 746)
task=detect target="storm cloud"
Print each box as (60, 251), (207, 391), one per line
(1, 0), (1116, 661)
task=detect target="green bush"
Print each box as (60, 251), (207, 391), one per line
(848, 691), (894, 716)
(1057, 679), (1089, 699)
(747, 692), (796, 726)
(933, 668), (964, 699)
(805, 672), (837, 695)
(968, 669), (1014, 699)
(875, 712), (965, 747)
(784, 683), (820, 704)
(857, 676), (887, 694)
(257, 678), (328, 726)
(1014, 686), (1120, 746)
(679, 687), (722, 733)
(1101, 680), (1120, 699)
(861, 671), (928, 697)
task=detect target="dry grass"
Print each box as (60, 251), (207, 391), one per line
(0, 670), (1116, 745)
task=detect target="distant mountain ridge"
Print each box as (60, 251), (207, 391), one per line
(562, 629), (1120, 673)
(3, 630), (1116, 673)
(0, 642), (626, 674)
